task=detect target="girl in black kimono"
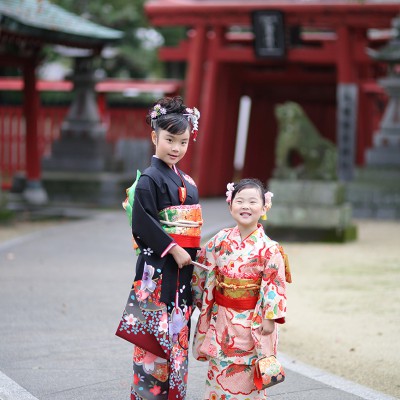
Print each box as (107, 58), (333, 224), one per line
(116, 97), (202, 400)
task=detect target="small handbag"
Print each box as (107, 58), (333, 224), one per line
(254, 355), (285, 390)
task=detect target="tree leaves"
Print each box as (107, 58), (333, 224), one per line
(49, 0), (184, 79)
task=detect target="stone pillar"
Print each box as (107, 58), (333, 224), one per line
(336, 84), (358, 181)
(336, 26), (358, 182)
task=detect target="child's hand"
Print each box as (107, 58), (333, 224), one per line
(261, 319), (275, 336)
(169, 245), (192, 269)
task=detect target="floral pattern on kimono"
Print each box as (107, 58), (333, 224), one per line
(117, 157), (201, 400)
(121, 269), (192, 400)
(192, 225), (287, 397)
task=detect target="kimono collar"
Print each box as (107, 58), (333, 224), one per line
(151, 156), (181, 184)
(231, 224), (278, 250)
(151, 156), (188, 204)
(232, 224), (269, 243)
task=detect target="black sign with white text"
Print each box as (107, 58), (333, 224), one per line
(252, 10), (286, 58)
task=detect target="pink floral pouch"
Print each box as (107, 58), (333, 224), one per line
(254, 355), (285, 390)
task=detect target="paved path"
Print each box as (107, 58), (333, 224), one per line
(0, 199), (397, 400)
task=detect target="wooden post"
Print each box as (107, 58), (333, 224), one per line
(194, 27), (224, 195)
(185, 25), (207, 109)
(180, 25), (207, 172)
(23, 57), (40, 181)
(209, 65), (240, 194)
(22, 56), (48, 204)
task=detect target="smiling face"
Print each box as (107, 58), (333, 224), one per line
(229, 187), (266, 235)
(152, 128), (190, 167)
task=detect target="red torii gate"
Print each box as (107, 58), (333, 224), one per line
(145, 0), (399, 196)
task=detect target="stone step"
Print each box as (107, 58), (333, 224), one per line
(352, 167), (400, 182)
(366, 147), (400, 166)
(268, 179), (346, 206)
(346, 182), (400, 219)
(267, 203), (352, 229)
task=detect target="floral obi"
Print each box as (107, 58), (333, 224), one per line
(158, 204), (203, 248)
(215, 272), (261, 310)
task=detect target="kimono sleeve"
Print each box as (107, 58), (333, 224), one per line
(192, 238), (217, 361)
(257, 245), (287, 325)
(192, 246), (212, 310)
(131, 176), (174, 257)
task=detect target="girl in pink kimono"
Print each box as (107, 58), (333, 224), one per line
(192, 178), (289, 400)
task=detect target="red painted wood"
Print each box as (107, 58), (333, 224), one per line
(219, 66), (241, 187)
(23, 59), (41, 181)
(0, 106), (151, 188)
(194, 27), (224, 195)
(144, 1), (397, 195)
(0, 76), (181, 188)
(180, 25), (207, 173)
(145, 2), (399, 29)
(0, 77), (181, 94)
(336, 26), (355, 83)
(207, 63), (234, 195)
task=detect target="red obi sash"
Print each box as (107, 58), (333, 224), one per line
(159, 204), (203, 248)
(215, 290), (258, 310)
(169, 233), (200, 248)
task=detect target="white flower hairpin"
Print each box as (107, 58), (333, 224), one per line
(225, 182), (235, 203)
(184, 107), (201, 140)
(150, 103), (167, 120)
(150, 104), (201, 140)
(264, 191), (273, 211)
(150, 104), (167, 129)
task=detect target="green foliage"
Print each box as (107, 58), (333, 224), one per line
(0, 207), (14, 224)
(49, 0), (186, 79)
(0, 182), (14, 224)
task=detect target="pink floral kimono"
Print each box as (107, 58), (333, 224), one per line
(192, 224), (287, 399)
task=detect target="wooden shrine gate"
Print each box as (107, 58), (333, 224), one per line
(145, 1), (398, 196)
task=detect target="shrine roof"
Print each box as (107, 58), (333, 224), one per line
(0, 0), (123, 47)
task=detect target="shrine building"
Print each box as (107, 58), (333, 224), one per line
(145, 0), (399, 196)
(0, 0), (122, 203)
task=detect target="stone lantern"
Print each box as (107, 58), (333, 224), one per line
(42, 53), (111, 172)
(366, 15), (400, 165)
(347, 16), (400, 218)
(41, 51), (151, 206)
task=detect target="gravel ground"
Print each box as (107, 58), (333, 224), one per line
(278, 219), (400, 398)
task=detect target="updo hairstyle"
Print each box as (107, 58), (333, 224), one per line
(146, 96), (190, 135)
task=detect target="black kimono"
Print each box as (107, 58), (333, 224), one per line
(117, 156), (202, 400)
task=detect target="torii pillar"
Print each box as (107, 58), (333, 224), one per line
(179, 25), (207, 173)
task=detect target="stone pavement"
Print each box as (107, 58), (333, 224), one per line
(0, 199), (397, 400)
